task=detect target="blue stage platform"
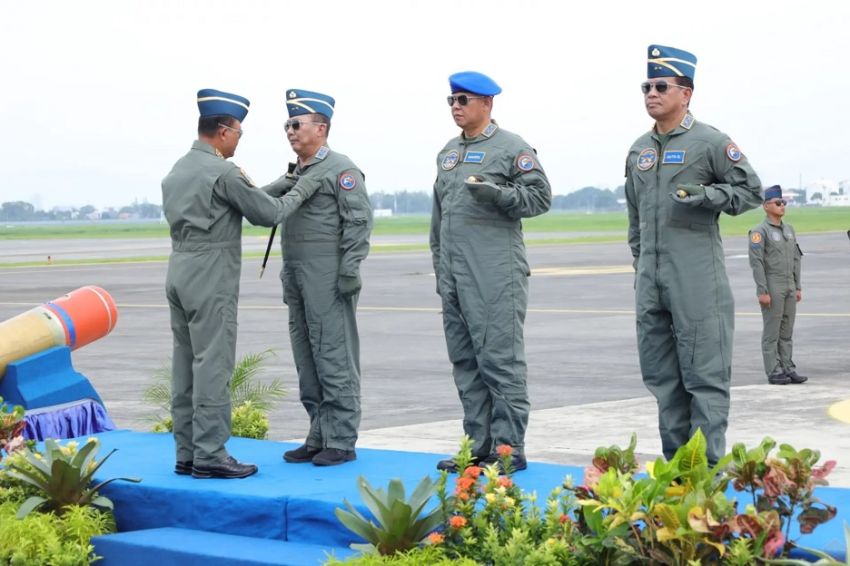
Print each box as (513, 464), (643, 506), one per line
(89, 430), (848, 564)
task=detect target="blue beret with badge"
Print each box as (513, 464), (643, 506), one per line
(449, 71), (502, 95)
(764, 185), (782, 201)
(197, 89), (250, 122)
(286, 89), (336, 119)
(647, 45), (697, 80)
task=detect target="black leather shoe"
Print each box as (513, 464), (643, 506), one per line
(312, 448), (356, 466)
(786, 371), (808, 384)
(283, 444), (322, 463)
(436, 456), (482, 473)
(768, 373), (791, 385)
(480, 453), (528, 474)
(174, 460), (193, 475)
(192, 456), (258, 479)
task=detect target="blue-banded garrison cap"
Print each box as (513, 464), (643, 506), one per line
(764, 185), (783, 201)
(196, 89), (250, 121)
(449, 71), (502, 95)
(286, 89), (335, 119)
(647, 45), (697, 80)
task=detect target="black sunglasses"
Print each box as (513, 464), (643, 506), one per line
(770, 200), (787, 206)
(640, 81), (688, 95)
(284, 118), (323, 131)
(446, 94), (486, 106)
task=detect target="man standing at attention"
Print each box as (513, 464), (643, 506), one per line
(748, 185), (807, 386)
(431, 71), (551, 473)
(624, 46), (762, 465)
(163, 89), (319, 479)
(269, 90), (372, 467)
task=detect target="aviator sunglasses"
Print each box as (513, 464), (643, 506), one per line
(284, 118), (323, 131)
(446, 94), (486, 106)
(640, 81), (689, 95)
(769, 200), (788, 206)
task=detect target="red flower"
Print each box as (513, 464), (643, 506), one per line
(559, 514), (571, 524)
(456, 476), (476, 491)
(449, 515), (467, 529)
(498, 477), (513, 489)
(496, 445), (513, 457)
(463, 466), (483, 479)
(455, 490), (470, 501)
(428, 532), (444, 545)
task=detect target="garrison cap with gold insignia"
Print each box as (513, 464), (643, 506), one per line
(647, 44), (697, 81)
(286, 89), (335, 119)
(449, 71), (502, 95)
(197, 88), (250, 121)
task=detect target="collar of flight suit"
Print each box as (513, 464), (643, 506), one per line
(650, 112), (696, 141)
(297, 145), (331, 172)
(460, 121), (498, 144)
(192, 140), (225, 159)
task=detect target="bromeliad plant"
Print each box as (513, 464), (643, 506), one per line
(3, 437), (141, 518)
(335, 475), (444, 555)
(0, 397), (26, 456)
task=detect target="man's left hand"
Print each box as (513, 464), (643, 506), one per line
(670, 183), (706, 206)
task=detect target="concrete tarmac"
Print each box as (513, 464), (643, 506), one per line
(1, 231), (848, 483)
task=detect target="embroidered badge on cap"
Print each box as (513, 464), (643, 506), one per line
(441, 150), (460, 170)
(662, 150), (686, 164)
(516, 154), (535, 172)
(726, 143), (742, 162)
(637, 148), (657, 171)
(463, 151), (486, 164)
(339, 173), (356, 191)
(750, 232), (762, 244)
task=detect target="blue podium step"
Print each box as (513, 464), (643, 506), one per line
(92, 527), (355, 566)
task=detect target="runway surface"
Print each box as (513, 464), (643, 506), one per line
(1, 231), (848, 482)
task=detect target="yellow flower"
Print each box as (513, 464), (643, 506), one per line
(485, 493), (496, 504)
(34, 453), (43, 460)
(504, 497), (515, 507)
(66, 440), (79, 452)
(495, 486), (507, 496)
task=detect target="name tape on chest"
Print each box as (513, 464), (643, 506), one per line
(463, 151), (486, 164)
(662, 150), (686, 164)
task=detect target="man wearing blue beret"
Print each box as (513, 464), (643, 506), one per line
(748, 185), (807, 386)
(162, 89), (320, 479)
(624, 46), (763, 465)
(431, 71), (552, 473)
(267, 89), (372, 467)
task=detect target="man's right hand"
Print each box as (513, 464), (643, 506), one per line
(758, 293), (771, 308)
(289, 176), (321, 201)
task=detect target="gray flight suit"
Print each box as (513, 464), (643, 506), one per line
(430, 122), (551, 459)
(624, 113), (762, 464)
(266, 146), (372, 451)
(748, 218), (802, 377)
(162, 140), (314, 466)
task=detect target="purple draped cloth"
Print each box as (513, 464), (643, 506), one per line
(23, 399), (116, 441)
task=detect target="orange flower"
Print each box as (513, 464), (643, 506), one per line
(449, 515), (468, 529)
(559, 514), (571, 524)
(456, 490), (470, 501)
(496, 445), (513, 457)
(498, 477), (513, 488)
(463, 466), (483, 479)
(456, 476), (476, 492)
(428, 532), (445, 545)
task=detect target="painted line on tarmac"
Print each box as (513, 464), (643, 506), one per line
(827, 399), (850, 425)
(533, 265), (634, 276)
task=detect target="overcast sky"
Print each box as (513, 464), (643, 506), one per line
(3, 0), (849, 209)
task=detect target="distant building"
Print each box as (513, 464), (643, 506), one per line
(805, 179), (850, 207)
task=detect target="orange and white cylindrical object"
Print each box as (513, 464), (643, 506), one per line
(0, 286), (118, 378)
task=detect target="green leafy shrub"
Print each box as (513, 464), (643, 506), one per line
(3, 437), (140, 518)
(335, 475), (443, 554)
(145, 350), (285, 439)
(325, 545), (477, 565)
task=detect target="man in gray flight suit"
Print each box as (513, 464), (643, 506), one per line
(748, 185), (807, 385)
(163, 89), (320, 479)
(431, 71), (552, 473)
(624, 46), (762, 465)
(267, 89), (372, 467)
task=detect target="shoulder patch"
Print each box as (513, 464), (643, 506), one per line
(637, 148), (657, 171)
(441, 149), (459, 170)
(339, 173), (357, 191)
(726, 143), (742, 162)
(516, 153), (536, 172)
(750, 231), (762, 244)
(240, 167), (255, 187)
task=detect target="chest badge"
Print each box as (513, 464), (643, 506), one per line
(637, 148), (657, 171)
(662, 150), (686, 164)
(441, 150), (460, 170)
(463, 151), (486, 164)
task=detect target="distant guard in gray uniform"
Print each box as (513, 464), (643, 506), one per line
(624, 46), (762, 465)
(268, 89), (373, 467)
(431, 71), (552, 473)
(162, 89), (319, 479)
(748, 185), (807, 385)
